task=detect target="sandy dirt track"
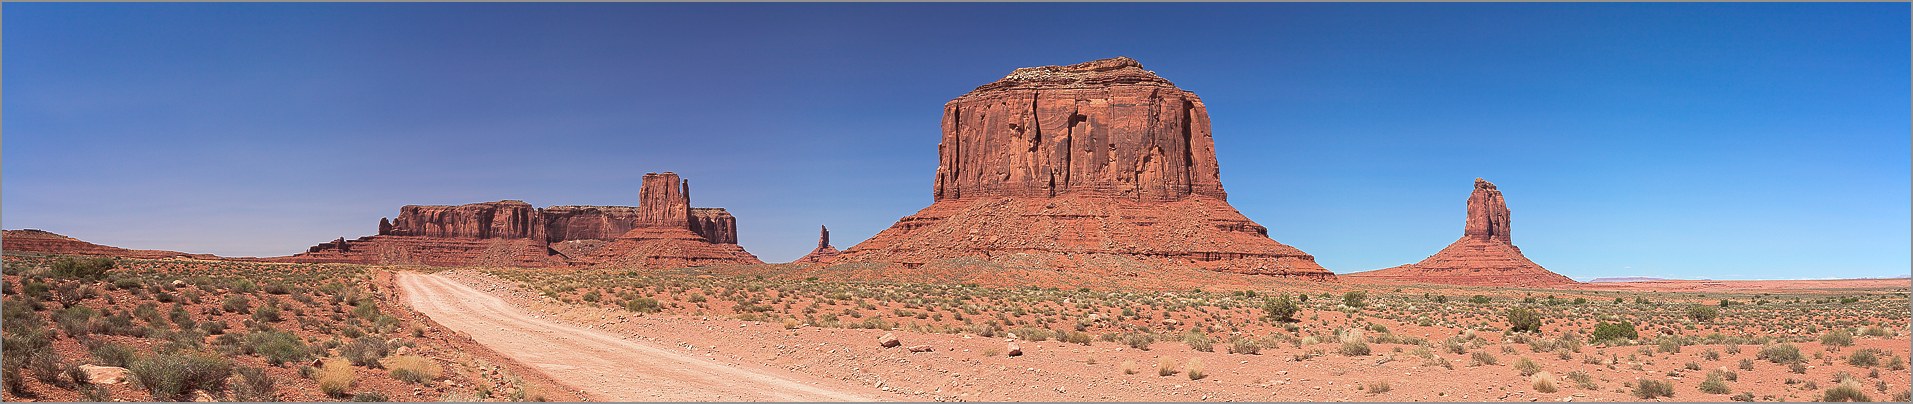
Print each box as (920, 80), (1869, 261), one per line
(396, 272), (875, 401)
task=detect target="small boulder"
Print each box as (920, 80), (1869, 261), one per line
(1006, 342), (1023, 357)
(170, 279), (187, 288)
(77, 365), (127, 385)
(907, 345), (934, 353)
(878, 333), (900, 348)
(191, 390), (215, 402)
(1161, 318), (1182, 327)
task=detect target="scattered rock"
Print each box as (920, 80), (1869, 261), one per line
(191, 390), (215, 402)
(908, 345), (934, 353)
(1006, 342), (1023, 357)
(879, 333), (901, 348)
(77, 365), (127, 385)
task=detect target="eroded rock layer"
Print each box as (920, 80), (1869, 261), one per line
(284, 172), (757, 268)
(2, 229), (216, 260)
(840, 57), (1329, 278)
(1349, 179), (1576, 287)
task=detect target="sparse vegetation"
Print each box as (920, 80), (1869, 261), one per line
(1634, 378), (1675, 399)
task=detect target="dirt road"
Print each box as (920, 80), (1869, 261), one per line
(396, 272), (875, 401)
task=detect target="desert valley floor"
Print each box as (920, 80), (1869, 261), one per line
(2, 253), (1907, 402)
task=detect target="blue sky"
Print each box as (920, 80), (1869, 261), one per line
(5, 3), (1907, 280)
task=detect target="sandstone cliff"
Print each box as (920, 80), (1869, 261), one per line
(1348, 179), (1576, 287)
(838, 57), (1331, 278)
(792, 225), (840, 264)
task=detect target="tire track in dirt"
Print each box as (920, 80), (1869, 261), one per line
(396, 272), (875, 401)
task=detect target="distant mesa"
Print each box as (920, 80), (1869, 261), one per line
(833, 57), (1333, 278)
(792, 225), (841, 264)
(1, 229), (217, 260)
(1347, 178), (1577, 287)
(1587, 277), (1672, 283)
(282, 172), (760, 268)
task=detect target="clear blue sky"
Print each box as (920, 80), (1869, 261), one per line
(5, 3), (1907, 280)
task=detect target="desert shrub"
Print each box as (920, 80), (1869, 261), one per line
(53, 306), (103, 338)
(388, 355), (441, 384)
(246, 331), (308, 366)
(49, 257), (114, 280)
(129, 351), (233, 401)
(1531, 372), (1559, 393)
(1633, 378), (1675, 399)
(1822, 329), (1855, 347)
(263, 282), (290, 295)
(1342, 291), (1368, 308)
(1470, 351), (1498, 366)
(1566, 370), (1597, 389)
(1262, 295), (1299, 323)
(1699, 371), (1732, 394)
(1469, 295), (1492, 304)
(1119, 333), (1153, 350)
(1847, 349), (1884, 367)
(1185, 358), (1206, 380)
(1738, 358), (1755, 370)
(1758, 343), (1803, 364)
(1058, 331), (1093, 346)
(1590, 322), (1638, 343)
(200, 320), (227, 336)
(316, 360), (355, 398)
(251, 303), (282, 323)
(340, 336), (389, 367)
(1365, 380), (1391, 394)
(1823, 379), (1871, 402)
(87, 340), (138, 367)
(1156, 357), (1177, 376)
(230, 366), (276, 402)
(221, 295), (252, 314)
(1339, 341), (1371, 356)
(1120, 360), (1139, 375)
(1687, 305), (1720, 322)
(1182, 331), (1214, 352)
(625, 297), (661, 313)
(1514, 357), (1541, 376)
(1506, 308), (1543, 333)
(1657, 338), (1682, 353)
(1227, 337), (1261, 355)
(351, 391), (388, 402)
(1860, 325), (1892, 337)
(1731, 391), (1755, 402)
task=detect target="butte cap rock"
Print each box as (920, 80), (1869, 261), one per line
(1348, 178), (1576, 287)
(792, 225), (841, 264)
(834, 57), (1332, 278)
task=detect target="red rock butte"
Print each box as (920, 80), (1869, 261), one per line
(1348, 178), (1577, 287)
(835, 57), (1333, 278)
(282, 172), (760, 268)
(792, 225), (841, 264)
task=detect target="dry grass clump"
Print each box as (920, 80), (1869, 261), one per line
(386, 355), (441, 384)
(1184, 358), (1206, 380)
(1822, 379), (1871, 402)
(1364, 380), (1391, 394)
(1513, 357), (1541, 376)
(1530, 371), (1559, 393)
(1120, 360), (1139, 375)
(317, 359), (356, 398)
(1698, 370), (1732, 394)
(1156, 357), (1178, 377)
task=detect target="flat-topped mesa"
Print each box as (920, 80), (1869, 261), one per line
(936, 56), (1224, 202)
(1464, 178), (1512, 243)
(1348, 178), (1575, 287)
(284, 172), (758, 268)
(842, 57), (1330, 279)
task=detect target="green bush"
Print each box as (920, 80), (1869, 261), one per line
(1699, 371), (1731, 394)
(245, 331), (308, 366)
(1847, 348), (1884, 367)
(1262, 294), (1299, 323)
(221, 295), (252, 314)
(1470, 295), (1492, 304)
(1821, 329), (1855, 347)
(1342, 291), (1368, 308)
(1823, 379), (1871, 402)
(1182, 331), (1214, 352)
(1506, 308), (1543, 333)
(251, 303), (282, 323)
(1758, 343), (1803, 364)
(129, 352), (233, 401)
(625, 297), (662, 313)
(49, 257), (114, 280)
(1339, 341), (1371, 356)
(87, 341), (138, 367)
(1590, 321), (1638, 343)
(1687, 305), (1720, 322)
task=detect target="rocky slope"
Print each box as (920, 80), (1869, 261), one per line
(838, 57), (1331, 278)
(1347, 178), (1576, 286)
(1, 229), (217, 259)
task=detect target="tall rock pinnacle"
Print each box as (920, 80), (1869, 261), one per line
(794, 225), (840, 264)
(1350, 178), (1574, 287)
(838, 57), (1332, 278)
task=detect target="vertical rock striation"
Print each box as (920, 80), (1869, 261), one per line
(838, 57), (1331, 278)
(1349, 178), (1576, 287)
(793, 225), (840, 264)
